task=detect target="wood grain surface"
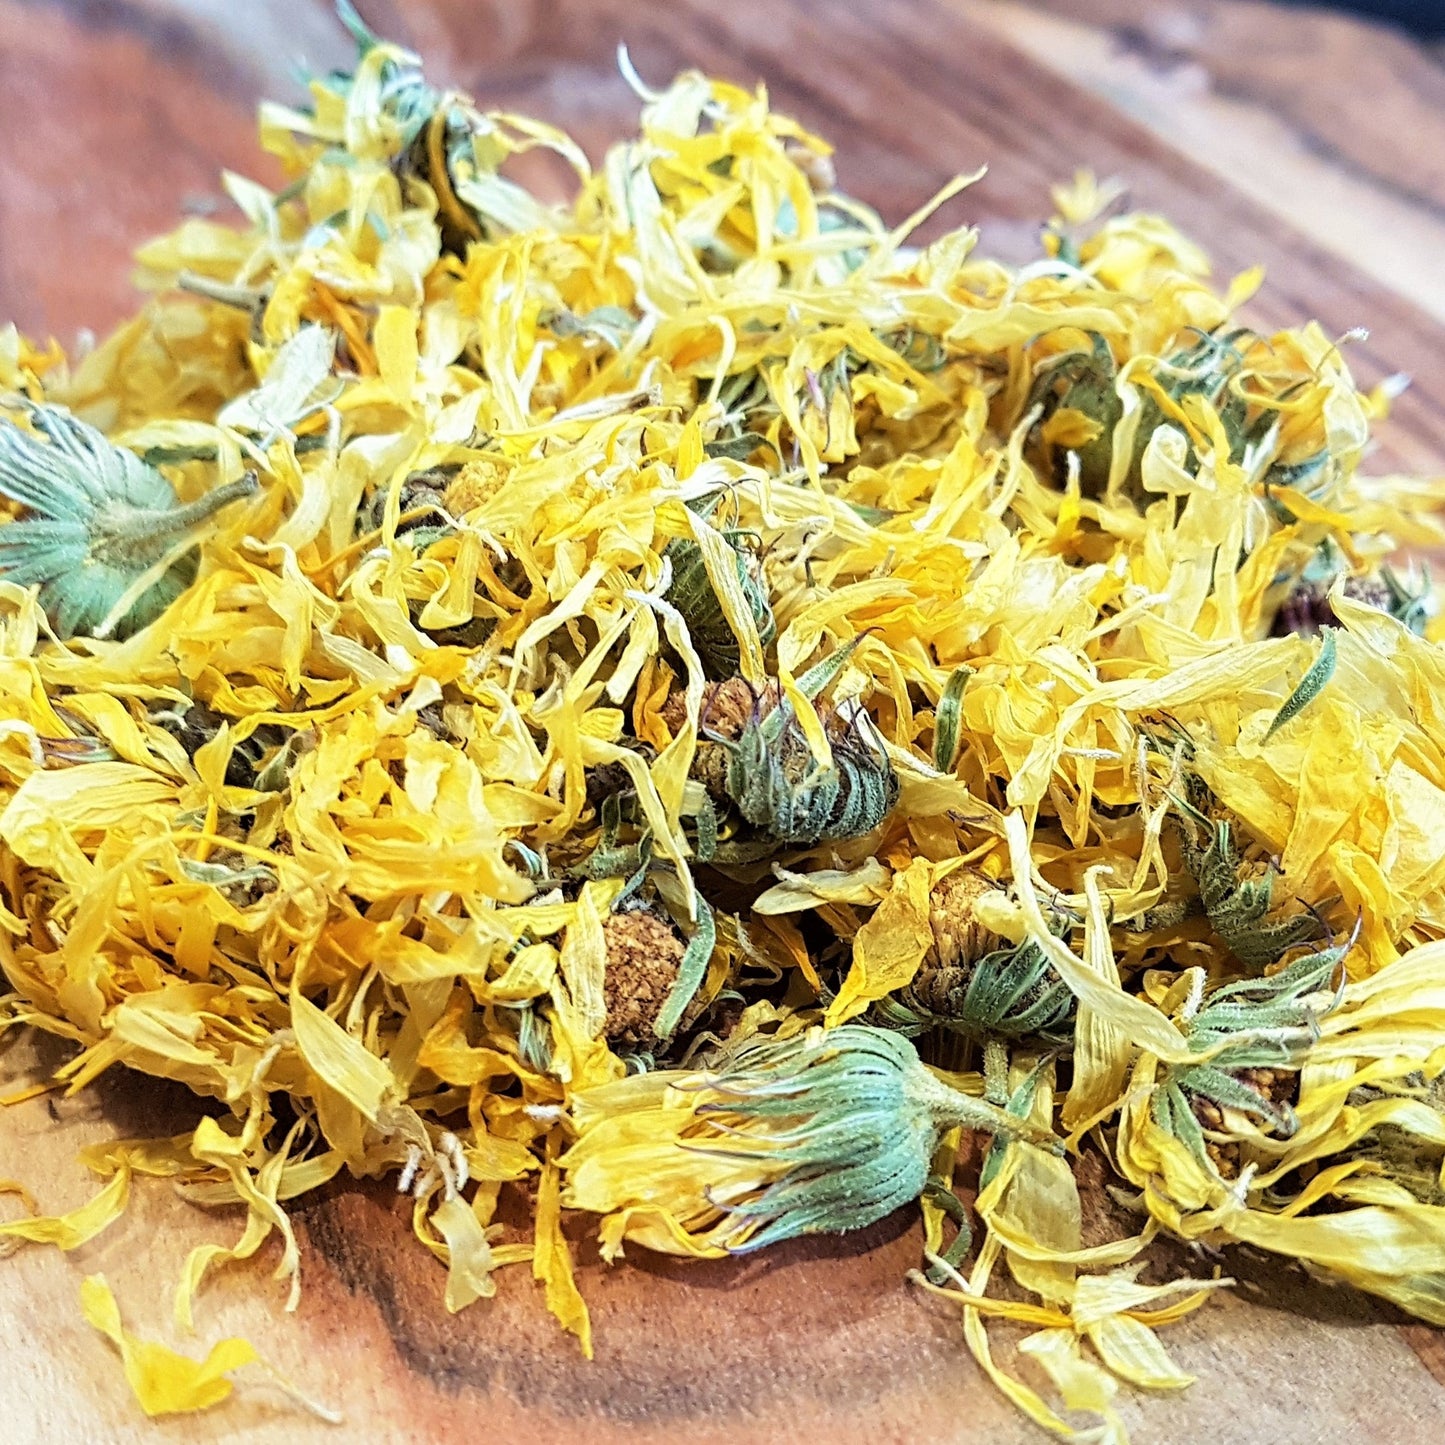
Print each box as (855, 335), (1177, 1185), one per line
(2, 2), (1445, 1441)
(968, 0), (1445, 322)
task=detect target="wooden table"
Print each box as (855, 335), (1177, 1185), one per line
(2, 2), (1444, 1440)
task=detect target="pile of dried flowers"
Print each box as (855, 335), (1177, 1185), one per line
(3, 7), (1445, 1436)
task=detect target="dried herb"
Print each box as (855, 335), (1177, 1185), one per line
(0, 408), (256, 638)
(1151, 934), (1350, 1165)
(691, 1025), (1059, 1251)
(2, 8), (1445, 1437)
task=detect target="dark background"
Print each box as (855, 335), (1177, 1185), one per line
(1325, 0), (1444, 34)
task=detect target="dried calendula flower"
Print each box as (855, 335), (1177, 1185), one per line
(709, 660), (899, 852)
(601, 907), (687, 1047)
(1171, 792), (1323, 970)
(877, 939), (1078, 1048)
(869, 881), (1076, 1048)
(9, 5), (1445, 1439)
(701, 1026), (1060, 1252)
(724, 700), (898, 849)
(1151, 934), (1349, 1165)
(563, 1023), (1060, 1256)
(662, 651), (899, 858)
(0, 406), (256, 638)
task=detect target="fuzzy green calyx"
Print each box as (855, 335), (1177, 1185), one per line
(712, 645), (898, 852)
(720, 698), (898, 848)
(1153, 932), (1351, 1162)
(1172, 793), (1323, 971)
(663, 528), (776, 680)
(0, 407), (257, 639)
(694, 1024), (1058, 1252)
(869, 931), (1077, 1048)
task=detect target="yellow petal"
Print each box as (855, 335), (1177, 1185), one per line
(534, 1155), (593, 1357)
(290, 991), (395, 1124)
(1085, 1316), (1196, 1392)
(0, 1166), (130, 1252)
(81, 1275), (259, 1418)
(433, 1194), (498, 1313)
(824, 857), (935, 1025)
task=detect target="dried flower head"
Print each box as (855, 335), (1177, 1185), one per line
(869, 881), (1076, 1049)
(709, 678), (898, 851)
(1153, 932), (1351, 1163)
(1172, 793), (1322, 970)
(1028, 326), (1330, 501)
(0, 407), (256, 638)
(601, 908), (688, 1046)
(694, 1024), (1059, 1252)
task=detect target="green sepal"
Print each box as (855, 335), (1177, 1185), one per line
(690, 1026), (1058, 1254)
(0, 407), (256, 639)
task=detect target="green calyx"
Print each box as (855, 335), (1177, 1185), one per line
(663, 523), (777, 680)
(719, 699), (898, 849)
(1172, 792), (1322, 971)
(0, 407), (257, 639)
(692, 1024), (1058, 1253)
(1154, 930), (1352, 1162)
(715, 644), (898, 852)
(869, 930), (1077, 1049)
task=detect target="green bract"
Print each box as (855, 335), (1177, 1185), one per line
(0, 407), (256, 639)
(694, 1024), (1057, 1252)
(663, 527), (776, 679)
(869, 932), (1077, 1048)
(1153, 933), (1352, 1162)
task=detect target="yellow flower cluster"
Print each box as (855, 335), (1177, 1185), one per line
(2, 15), (1445, 1436)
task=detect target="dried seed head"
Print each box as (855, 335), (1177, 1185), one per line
(661, 676), (769, 742)
(443, 457), (508, 516)
(602, 909), (688, 1046)
(926, 868), (1000, 973)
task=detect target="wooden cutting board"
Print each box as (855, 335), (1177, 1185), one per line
(3, 2), (1444, 1440)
